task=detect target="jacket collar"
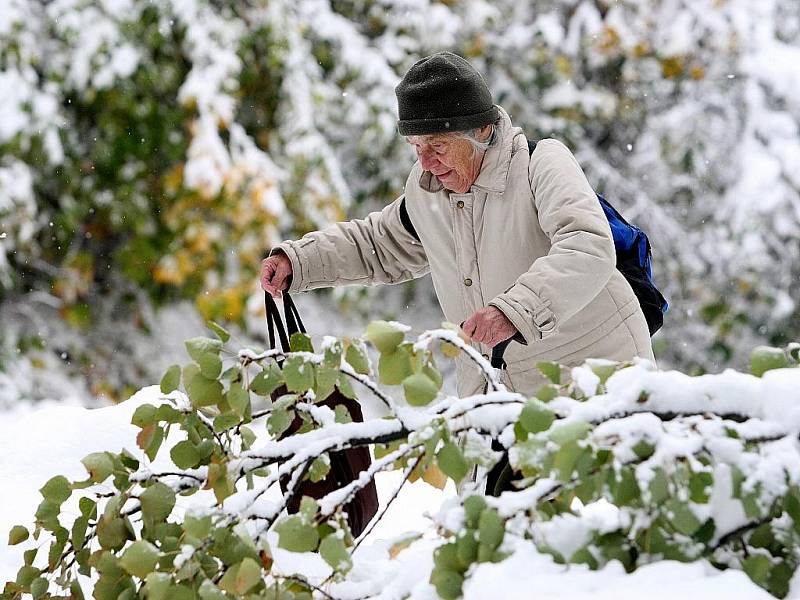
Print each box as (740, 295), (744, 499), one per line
(417, 105), (518, 195)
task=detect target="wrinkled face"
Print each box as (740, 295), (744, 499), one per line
(406, 132), (486, 194)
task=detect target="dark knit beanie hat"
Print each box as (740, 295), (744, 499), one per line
(395, 51), (499, 136)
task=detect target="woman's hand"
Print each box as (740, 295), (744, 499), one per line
(461, 306), (518, 347)
(260, 253), (293, 298)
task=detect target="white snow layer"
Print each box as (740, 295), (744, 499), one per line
(3, 368), (798, 597)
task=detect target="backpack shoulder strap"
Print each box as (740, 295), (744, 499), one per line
(399, 196), (421, 242)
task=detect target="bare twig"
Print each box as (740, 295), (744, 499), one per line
(352, 454), (423, 552)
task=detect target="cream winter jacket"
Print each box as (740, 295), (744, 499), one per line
(271, 106), (655, 398)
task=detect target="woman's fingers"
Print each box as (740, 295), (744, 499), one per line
(260, 255), (292, 297)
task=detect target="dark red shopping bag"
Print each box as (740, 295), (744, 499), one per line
(266, 291), (378, 537)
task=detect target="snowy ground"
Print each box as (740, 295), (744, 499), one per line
(0, 385), (778, 598)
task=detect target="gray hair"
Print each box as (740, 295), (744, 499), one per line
(452, 122), (497, 153)
(404, 119), (498, 154)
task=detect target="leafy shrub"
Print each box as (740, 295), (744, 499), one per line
(4, 321), (800, 598)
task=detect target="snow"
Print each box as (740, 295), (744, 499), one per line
(463, 537), (773, 600)
(2, 372), (794, 597)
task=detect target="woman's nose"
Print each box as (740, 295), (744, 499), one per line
(417, 148), (439, 170)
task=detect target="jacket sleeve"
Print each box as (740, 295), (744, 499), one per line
(269, 194), (430, 293)
(488, 139), (616, 344)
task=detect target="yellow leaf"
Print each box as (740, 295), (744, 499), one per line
(389, 533), (423, 559)
(440, 340), (461, 359)
(422, 463), (447, 490)
(661, 56), (685, 79)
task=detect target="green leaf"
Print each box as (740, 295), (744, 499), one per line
(742, 554), (772, 587)
(289, 332), (314, 352)
(378, 346), (413, 385)
(649, 469), (670, 504)
(70, 580), (86, 600)
(750, 346), (789, 377)
(275, 516), (319, 552)
(185, 337), (223, 360)
(665, 499), (702, 536)
(309, 455), (331, 483)
(79, 497), (96, 517)
(768, 560), (793, 598)
(588, 360), (618, 385)
(144, 573), (172, 600)
(536, 384), (559, 402)
(315, 365), (339, 402)
(548, 421), (591, 445)
(536, 361), (561, 384)
(283, 355), (315, 392)
(8, 525), (29, 545)
(334, 405), (352, 424)
(300, 497), (319, 522)
(403, 371), (440, 406)
(183, 364), (223, 408)
(30, 576), (47, 598)
(249, 363), (283, 396)
(689, 471), (713, 503)
(227, 383), (250, 417)
(196, 352), (223, 379)
(423, 361), (443, 388)
(160, 365), (181, 394)
(478, 508), (504, 550)
(207, 321), (231, 342)
(119, 540), (160, 579)
(155, 404), (182, 423)
(365, 321), (406, 353)
(214, 413), (240, 432)
(15, 564), (41, 588)
(610, 467), (639, 506)
(519, 399), (555, 433)
(632, 439), (655, 460)
(140, 483), (175, 527)
(345, 341), (370, 374)
(183, 514), (212, 540)
(170, 440), (201, 469)
(430, 568), (464, 600)
(82, 453), (115, 483)
(97, 516), (130, 550)
(455, 531), (478, 568)
(47, 526), (68, 570)
(553, 440), (581, 482)
(784, 489), (800, 534)
(71, 515), (90, 551)
(239, 427), (256, 450)
(337, 371), (357, 399)
(132, 404), (158, 428)
(267, 408), (294, 437)
(198, 580), (227, 600)
(463, 496), (487, 529)
(319, 534), (352, 572)
(40, 475), (71, 504)
(433, 543), (461, 572)
(437, 443), (469, 483)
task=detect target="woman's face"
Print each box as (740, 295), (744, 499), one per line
(406, 131), (487, 194)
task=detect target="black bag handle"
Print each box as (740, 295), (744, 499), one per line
(264, 291), (306, 355)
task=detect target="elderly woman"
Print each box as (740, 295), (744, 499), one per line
(261, 51), (655, 399)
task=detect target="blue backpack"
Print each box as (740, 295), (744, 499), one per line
(527, 139), (668, 335)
